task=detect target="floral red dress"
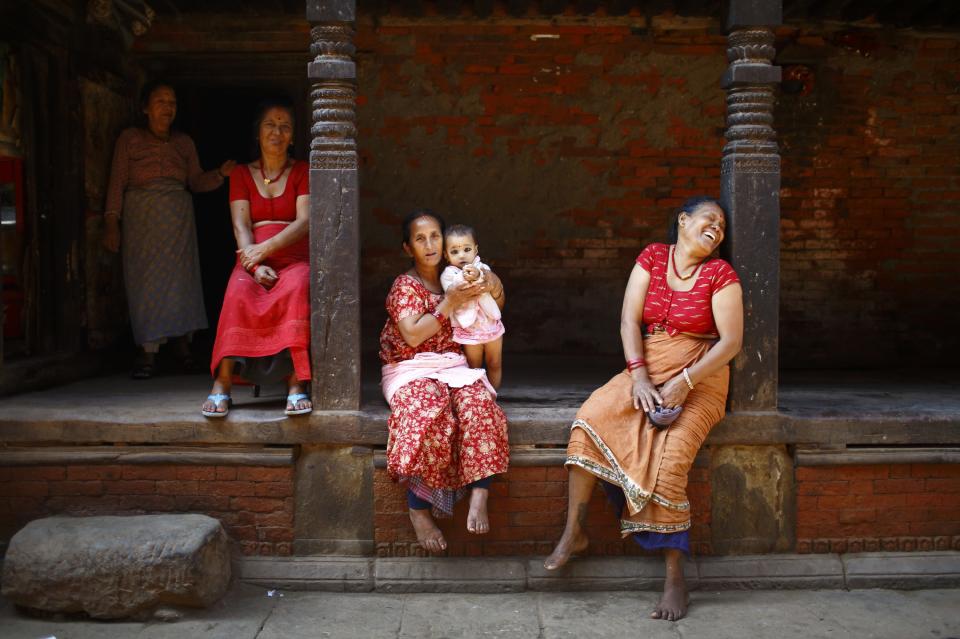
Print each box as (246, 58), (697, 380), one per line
(380, 274), (509, 515)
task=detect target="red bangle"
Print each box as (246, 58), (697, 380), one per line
(626, 358), (646, 371)
(430, 307), (445, 323)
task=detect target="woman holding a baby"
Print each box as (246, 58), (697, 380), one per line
(379, 209), (508, 553)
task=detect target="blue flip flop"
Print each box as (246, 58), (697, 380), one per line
(285, 393), (312, 416)
(202, 393), (232, 418)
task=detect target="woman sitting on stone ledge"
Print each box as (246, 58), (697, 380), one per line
(379, 209), (509, 553)
(544, 196), (743, 621)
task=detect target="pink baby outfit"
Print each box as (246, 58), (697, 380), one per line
(440, 256), (506, 346)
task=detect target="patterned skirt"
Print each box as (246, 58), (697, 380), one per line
(567, 333), (729, 537)
(122, 180), (207, 346)
(387, 377), (509, 516)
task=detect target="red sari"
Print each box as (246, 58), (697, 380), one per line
(380, 275), (509, 515)
(210, 161), (311, 380)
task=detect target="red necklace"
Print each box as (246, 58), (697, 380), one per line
(671, 245), (704, 281)
(259, 160), (289, 185)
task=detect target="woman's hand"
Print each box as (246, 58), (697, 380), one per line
(237, 243), (271, 271)
(658, 375), (691, 409)
(253, 265), (278, 290)
(631, 371), (663, 412)
(219, 160), (237, 178)
(103, 216), (121, 253)
(444, 279), (483, 308)
(475, 270), (503, 300)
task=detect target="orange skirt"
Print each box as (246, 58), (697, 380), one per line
(566, 333), (729, 535)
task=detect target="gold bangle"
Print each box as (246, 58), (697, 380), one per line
(492, 289), (503, 300)
(682, 367), (695, 390)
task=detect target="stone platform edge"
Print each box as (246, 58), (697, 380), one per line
(236, 551), (960, 593)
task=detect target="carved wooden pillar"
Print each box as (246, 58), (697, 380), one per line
(712, 0), (794, 555)
(296, 0), (372, 556)
(720, 2), (782, 413)
(307, 2), (360, 410)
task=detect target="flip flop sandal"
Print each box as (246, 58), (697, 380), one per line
(202, 393), (232, 418)
(648, 405), (683, 429)
(285, 393), (312, 416)
(130, 363), (155, 380)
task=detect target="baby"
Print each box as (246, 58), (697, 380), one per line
(441, 225), (505, 388)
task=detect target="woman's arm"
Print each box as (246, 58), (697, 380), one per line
(476, 269), (506, 311)
(230, 199), (255, 250)
(621, 264), (661, 411)
(183, 136), (227, 193)
(102, 131), (131, 252)
(658, 283), (744, 408)
(231, 198), (279, 289)
(397, 281), (480, 348)
(237, 193), (309, 271)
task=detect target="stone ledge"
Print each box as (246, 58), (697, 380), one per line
(375, 558), (526, 593)
(235, 552), (960, 593)
(843, 552), (960, 590)
(697, 554), (845, 590)
(237, 556), (373, 592)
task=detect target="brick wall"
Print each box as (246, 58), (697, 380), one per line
(133, 14), (960, 367)
(374, 465), (712, 556)
(796, 463), (960, 553)
(777, 28), (960, 367)
(355, 17), (960, 367)
(0, 465), (295, 556)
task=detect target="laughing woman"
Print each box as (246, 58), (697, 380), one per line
(544, 197), (743, 621)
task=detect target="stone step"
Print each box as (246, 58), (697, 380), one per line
(236, 551), (960, 593)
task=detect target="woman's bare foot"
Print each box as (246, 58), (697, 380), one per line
(651, 580), (689, 621)
(543, 528), (589, 570)
(466, 487), (490, 534)
(409, 508), (447, 554)
(651, 554), (689, 621)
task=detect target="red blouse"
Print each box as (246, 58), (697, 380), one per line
(637, 243), (739, 337)
(229, 160), (309, 222)
(379, 275), (460, 365)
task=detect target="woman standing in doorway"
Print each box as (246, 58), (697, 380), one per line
(103, 81), (235, 378)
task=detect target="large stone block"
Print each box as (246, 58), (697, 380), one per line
(1, 514), (231, 619)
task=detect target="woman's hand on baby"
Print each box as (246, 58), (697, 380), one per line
(253, 265), (278, 289)
(445, 280), (483, 307)
(630, 373), (663, 413)
(237, 243), (270, 271)
(658, 376), (690, 409)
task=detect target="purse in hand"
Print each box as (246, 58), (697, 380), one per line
(648, 404), (683, 430)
